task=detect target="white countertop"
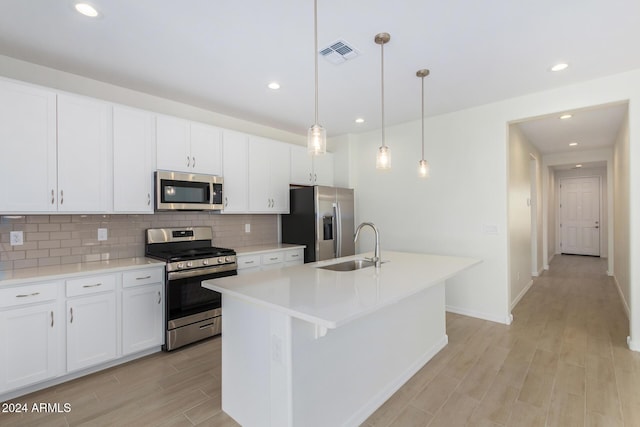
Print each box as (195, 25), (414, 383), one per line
(203, 251), (481, 329)
(235, 243), (305, 256)
(0, 257), (165, 287)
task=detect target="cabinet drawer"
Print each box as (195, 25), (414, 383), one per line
(122, 268), (164, 288)
(0, 283), (58, 308)
(284, 249), (303, 262)
(66, 274), (116, 297)
(237, 254), (261, 270)
(261, 253), (283, 265)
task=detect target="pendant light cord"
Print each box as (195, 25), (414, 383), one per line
(314, 0), (319, 126)
(381, 41), (385, 148)
(421, 75), (424, 160)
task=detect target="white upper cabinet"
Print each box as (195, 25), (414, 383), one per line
(248, 136), (290, 213)
(290, 145), (334, 187)
(57, 94), (112, 213)
(221, 129), (249, 213)
(0, 79), (57, 213)
(156, 115), (222, 175)
(113, 105), (155, 213)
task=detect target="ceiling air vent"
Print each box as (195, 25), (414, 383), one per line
(319, 39), (360, 64)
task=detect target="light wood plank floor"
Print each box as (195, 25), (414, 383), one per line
(2, 254), (638, 426)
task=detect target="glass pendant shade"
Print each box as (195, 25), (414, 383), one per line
(418, 159), (430, 178)
(376, 145), (391, 170)
(308, 124), (327, 155)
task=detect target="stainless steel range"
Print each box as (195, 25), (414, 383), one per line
(145, 227), (237, 351)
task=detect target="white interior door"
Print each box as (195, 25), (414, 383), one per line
(560, 177), (600, 256)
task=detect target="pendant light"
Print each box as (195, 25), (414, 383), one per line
(307, 0), (326, 155)
(375, 32), (391, 170)
(416, 69), (430, 178)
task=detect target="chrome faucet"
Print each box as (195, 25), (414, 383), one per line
(354, 222), (381, 268)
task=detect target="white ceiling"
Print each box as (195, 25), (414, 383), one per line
(0, 0), (638, 150)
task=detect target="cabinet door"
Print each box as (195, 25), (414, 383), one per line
(156, 115), (190, 172)
(122, 283), (163, 355)
(248, 136), (273, 212)
(0, 302), (59, 392)
(113, 105), (155, 213)
(290, 145), (314, 186)
(57, 94), (111, 212)
(190, 122), (222, 175)
(0, 79), (57, 213)
(269, 140), (291, 213)
(222, 130), (249, 213)
(66, 293), (117, 372)
(313, 152), (334, 186)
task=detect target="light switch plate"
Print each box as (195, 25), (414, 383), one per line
(10, 231), (24, 246)
(245, 223), (251, 233)
(97, 228), (108, 241)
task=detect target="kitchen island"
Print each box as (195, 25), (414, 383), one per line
(202, 251), (480, 427)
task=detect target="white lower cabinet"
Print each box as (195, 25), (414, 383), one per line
(66, 291), (117, 373)
(122, 269), (164, 356)
(237, 247), (304, 274)
(0, 264), (165, 399)
(0, 283), (60, 393)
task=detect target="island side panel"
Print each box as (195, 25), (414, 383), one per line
(291, 282), (447, 427)
(221, 296), (293, 427)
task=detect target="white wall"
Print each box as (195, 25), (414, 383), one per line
(350, 69), (640, 330)
(507, 125), (540, 309)
(614, 112), (630, 317)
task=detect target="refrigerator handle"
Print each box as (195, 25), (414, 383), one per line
(334, 202), (342, 257)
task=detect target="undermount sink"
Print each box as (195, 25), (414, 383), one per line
(317, 259), (375, 272)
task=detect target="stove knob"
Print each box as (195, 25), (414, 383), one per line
(177, 263), (184, 269)
(203, 259), (209, 266)
(217, 258), (224, 264)
(186, 261), (193, 268)
(225, 256), (233, 262)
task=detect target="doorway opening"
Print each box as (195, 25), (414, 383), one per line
(558, 176), (602, 257)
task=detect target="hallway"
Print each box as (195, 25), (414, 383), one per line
(364, 254), (638, 426)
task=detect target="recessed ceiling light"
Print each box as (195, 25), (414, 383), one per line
(355, 118), (365, 124)
(569, 142), (579, 147)
(551, 63), (569, 72)
(267, 82), (280, 90)
(560, 114), (572, 120)
(575, 164), (583, 168)
(75, 2), (99, 17)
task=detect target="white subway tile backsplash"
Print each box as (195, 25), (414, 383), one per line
(1, 213), (278, 270)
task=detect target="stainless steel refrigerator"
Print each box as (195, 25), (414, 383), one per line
(281, 186), (355, 263)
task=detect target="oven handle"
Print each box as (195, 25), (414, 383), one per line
(167, 264), (237, 280)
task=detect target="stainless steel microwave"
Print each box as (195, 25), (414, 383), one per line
(155, 171), (223, 211)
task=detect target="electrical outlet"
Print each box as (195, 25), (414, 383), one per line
(10, 231), (24, 246)
(245, 223), (251, 233)
(97, 228), (108, 241)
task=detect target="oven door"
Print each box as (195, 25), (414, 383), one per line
(155, 170), (223, 211)
(166, 268), (237, 326)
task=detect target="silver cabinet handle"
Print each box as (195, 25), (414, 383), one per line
(192, 156), (196, 168)
(136, 275), (151, 280)
(157, 291), (161, 304)
(269, 257), (278, 261)
(314, 173), (317, 182)
(224, 197), (228, 207)
(51, 189), (55, 205)
(309, 173), (313, 182)
(244, 260), (255, 264)
(147, 193), (151, 206)
(82, 283), (102, 288)
(51, 311), (54, 327)
(16, 292), (40, 298)
(290, 254), (299, 258)
(187, 156), (190, 167)
(60, 189), (64, 205)
(70, 307), (74, 323)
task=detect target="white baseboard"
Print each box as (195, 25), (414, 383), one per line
(612, 275), (630, 320)
(510, 279), (534, 311)
(628, 336), (640, 352)
(347, 335), (448, 427)
(446, 305), (511, 325)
